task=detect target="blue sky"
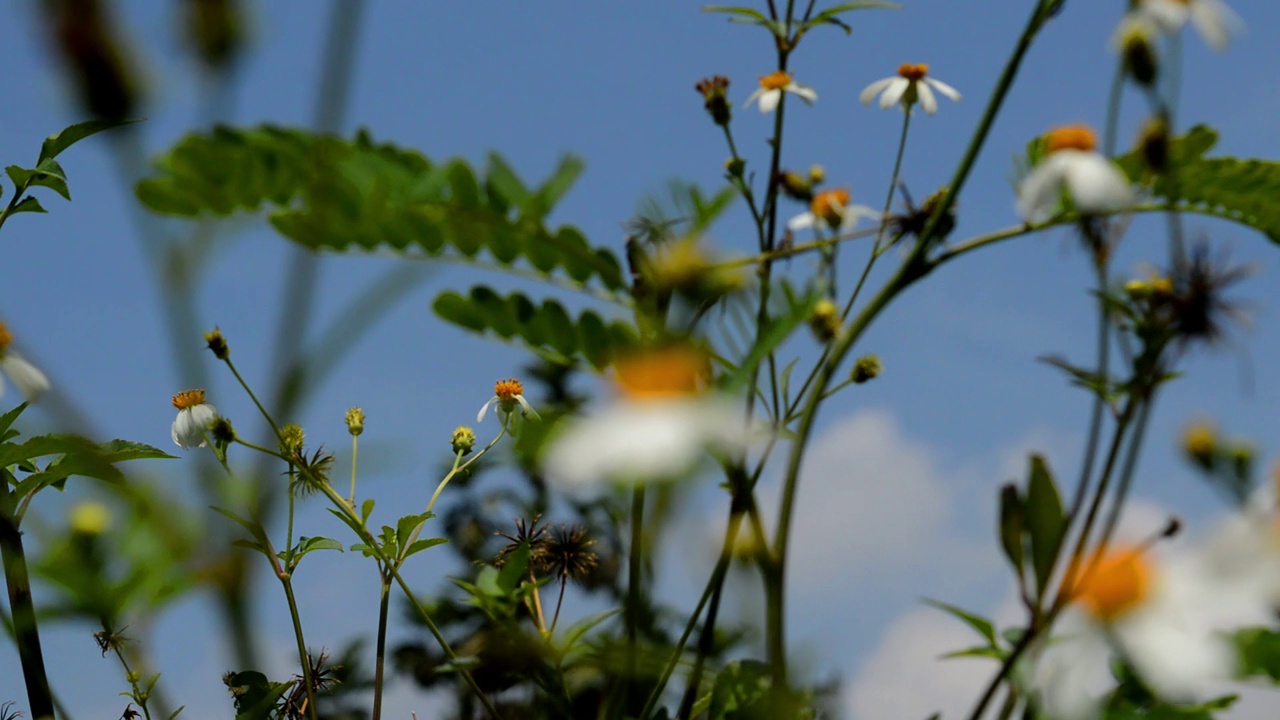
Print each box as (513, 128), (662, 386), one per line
(2, 1), (1280, 718)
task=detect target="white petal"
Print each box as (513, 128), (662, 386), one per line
(515, 395), (541, 420)
(878, 78), (909, 109)
(1016, 154), (1071, 222)
(838, 204), (881, 232)
(1, 354), (49, 402)
(1115, 604), (1236, 702)
(786, 82), (817, 105)
(916, 82), (938, 114)
(757, 89), (781, 113)
(787, 212), (817, 232)
(172, 404), (217, 449)
(1037, 630), (1112, 720)
(742, 87), (765, 110)
(1061, 152), (1133, 214)
(541, 397), (749, 492)
(1189, 0), (1240, 50)
(925, 77), (961, 102)
(476, 397), (497, 422)
(1141, 0), (1191, 32)
(858, 77), (896, 106)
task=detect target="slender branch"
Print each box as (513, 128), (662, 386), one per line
(0, 478), (55, 720)
(371, 577), (392, 720)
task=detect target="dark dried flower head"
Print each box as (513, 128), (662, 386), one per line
(0, 701), (22, 720)
(290, 447), (335, 496)
(494, 515), (550, 569)
(695, 75), (731, 125)
(120, 705), (140, 720)
(282, 650), (342, 719)
(543, 524), (599, 582)
(204, 327), (230, 359)
(886, 185), (955, 242)
(1168, 241), (1252, 347)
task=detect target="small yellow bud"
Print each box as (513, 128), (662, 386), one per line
(725, 157), (746, 178)
(808, 299), (841, 342)
(69, 502), (111, 537)
(204, 327), (229, 359)
(1181, 421), (1218, 471)
(777, 170), (812, 202)
(345, 407), (365, 436)
(1138, 117), (1170, 174)
(451, 426), (476, 455)
(852, 355), (882, 384)
(807, 164), (825, 184)
(280, 424), (306, 455)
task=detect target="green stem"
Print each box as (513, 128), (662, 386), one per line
(623, 484), (647, 717)
(843, 105), (912, 319)
(371, 576), (392, 720)
(280, 577), (320, 720)
(347, 433), (359, 506)
(0, 478), (54, 720)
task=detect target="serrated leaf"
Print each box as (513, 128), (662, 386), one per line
(555, 608), (620, 659)
(395, 512), (431, 554)
(39, 118), (139, 163)
(1026, 454), (1066, 598)
(296, 536), (344, 555)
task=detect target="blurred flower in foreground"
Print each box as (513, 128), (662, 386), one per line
(0, 322), (50, 403)
(859, 63), (960, 115)
(171, 389), (218, 449)
(1016, 125), (1133, 223)
(477, 378), (540, 423)
(1037, 545), (1239, 720)
(541, 345), (750, 492)
(1131, 0), (1241, 50)
(787, 187), (878, 234)
(743, 71), (816, 113)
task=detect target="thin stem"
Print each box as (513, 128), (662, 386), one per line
(347, 432), (359, 506)
(280, 578), (320, 720)
(549, 578), (569, 635)
(624, 484), (647, 716)
(0, 478), (54, 720)
(371, 577), (392, 720)
(109, 637), (153, 720)
(843, 106), (913, 318)
(224, 357), (284, 441)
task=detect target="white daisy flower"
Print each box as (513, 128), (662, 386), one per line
(859, 63), (961, 115)
(1134, 0), (1241, 50)
(477, 377), (540, 423)
(171, 389), (218, 449)
(1037, 546), (1239, 720)
(786, 187), (879, 234)
(0, 321), (50, 403)
(1016, 125), (1133, 223)
(743, 70), (817, 114)
(541, 346), (751, 492)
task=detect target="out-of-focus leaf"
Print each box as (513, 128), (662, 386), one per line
(1025, 454), (1066, 598)
(999, 483), (1026, 577)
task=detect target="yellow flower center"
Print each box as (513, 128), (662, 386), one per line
(494, 378), (525, 400)
(811, 188), (851, 227)
(897, 63), (929, 81)
(0, 322), (11, 352)
(1073, 547), (1152, 622)
(172, 389), (207, 410)
(759, 71), (792, 91)
(1045, 125), (1098, 154)
(614, 346), (707, 400)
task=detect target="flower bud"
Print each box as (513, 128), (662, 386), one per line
(1121, 27), (1158, 87)
(1138, 117), (1170, 175)
(725, 157), (746, 179)
(204, 327), (229, 359)
(210, 417), (236, 444)
(344, 407), (365, 436)
(1181, 421), (1218, 472)
(451, 425), (476, 455)
(280, 424), (305, 456)
(852, 355), (882, 384)
(695, 75), (732, 126)
(808, 299), (841, 342)
(70, 502), (111, 537)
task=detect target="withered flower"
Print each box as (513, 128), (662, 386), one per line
(542, 524), (599, 583)
(494, 515), (550, 569)
(1168, 241), (1252, 347)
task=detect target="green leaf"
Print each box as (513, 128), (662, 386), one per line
(708, 659), (772, 719)
(805, 1), (901, 34)
(432, 288), (636, 369)
(138, 127), (625, 290)
(296, 536), (344, 556)
(998, 483), (1026, 577)
(38, 118), (140, 163)
(0, 403), (28, 438)
(923, 598), (998, 648)
(361, 498), (376, 524)
(555, 608), (621, 660)
(403, 537), (448, 560)
(496, 542), (530, 595)
(1025, 454), (1066, 598)
(702, 5), (771, 23)
(7, 196), (47, 216)
(942, 646), (1006, 660)
(395, 512), (432, 554)
(1112, 124), (1280, 243)
(1234, 627), (1280, 682)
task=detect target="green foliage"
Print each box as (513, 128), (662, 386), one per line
(432, 287), (637, 369)
(0, 119), (137, 227)
(703, 2), (899, 37)
(1115, 124), (1280, 244)
(998, 483), (1026, 578)
(707, 659), (772, 720)
(135, 126), (626, 291)
(1234, 627), (1280, 682)
(1025, 454), (1066, 598)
